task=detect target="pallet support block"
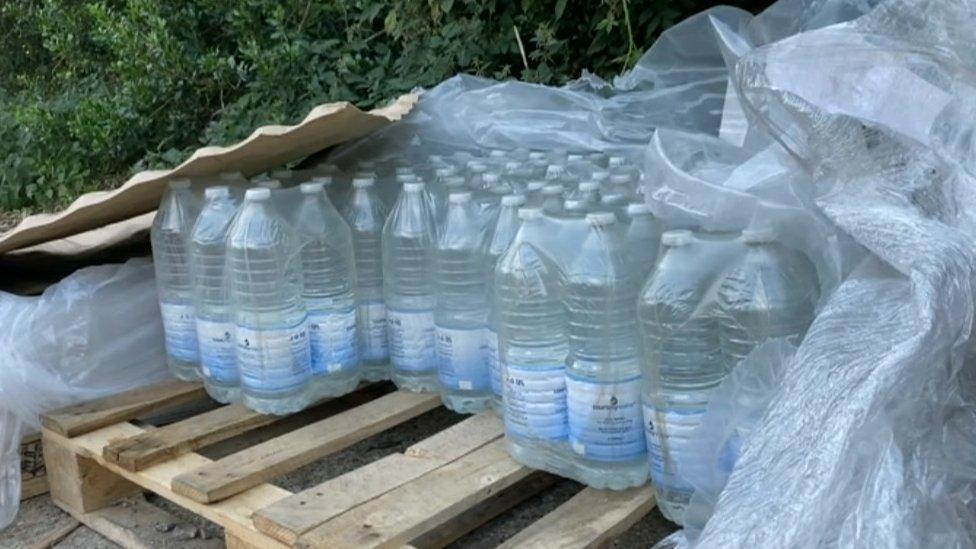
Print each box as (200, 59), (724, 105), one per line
(43, 429), (143, 515)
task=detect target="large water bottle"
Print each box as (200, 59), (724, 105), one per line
(637, 229), (743, 522)
(485, 194), (526, 414)
(496, 207), (570, 471)
(434, 191), (490, 413)
(190, 186), (242, 402)
(151, 179), (201, 381)
(294, 182), (360, 399)
(228, 188), (311, 414)
(382, 182), (439, 392)
(342, 176), (390, 381)
(564, 212), (647, 489)
(624, 203), (662, 281)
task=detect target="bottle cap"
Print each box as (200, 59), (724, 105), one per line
(204, 186), (230, 200)
(526, 181), (545, 192)
(483, 173), (500, 184)
(586, 212), (616, 226)
(404, 182), (425, 192)
(449, 191), (473, 203)
(662, 229), (693, 247)
(601, 193), (628, 205)
(257, 179), (282, 190)
(626, 202), (651, 216)
(300, 181), (324, 194)
(610, 174), (631, 185)
(312, 175), (332, 185)
(169, 178), (191, 190)
(435, 167), (456, 178)
(468, 162), (488, 173)
(542, 184), (564, 196)
(352, 177), (375, 189)
(567, 153), (584, 162)
(396, 173), (417, 183)
(245, 188), (271, 201)
(518, 207), (543, 220)
(355, 170), (377, 180)
(501, 194), (526, 207)
(545, 165), (566, 179)
(579, 181), (600, 192)
(742, 227), (777, 244)
(564, 199), (587, 211)
(395, 166), (414, 176)
(608, 155), (626, 168)
(489, 150), (507, 159)
(591, 170), (609, 182)
(428, 154), (444, 163)
(528, 151), (547, 161)
(504, 161), (520, 171)
(444, 176), (466, 188)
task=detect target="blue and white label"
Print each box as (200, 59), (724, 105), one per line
(236, 320), (311, 394)
(308, 309), (359, 375)
(196, 319), (237, 383)
(387, 309), (436, 372)
(567, 372), (645, 461)
(487, 330), (502, 397)
(160, 302), (198, 362)
(643, 402), (706, 495)
(435, 326), (489, 391)
(358, 301), (389, 361)
(504, 364), (568, 441)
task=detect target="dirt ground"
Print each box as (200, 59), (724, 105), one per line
(2, 406), (678, 548)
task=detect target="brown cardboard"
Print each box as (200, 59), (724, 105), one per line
(0, 94), (418, 256)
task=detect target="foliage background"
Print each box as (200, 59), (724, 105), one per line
(0, 0), (768, 214)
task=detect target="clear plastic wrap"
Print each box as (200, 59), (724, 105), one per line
(0, 258), (172, 529)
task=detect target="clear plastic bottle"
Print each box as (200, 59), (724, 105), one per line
(382, 182), (439, 392)
(343, 176), (391, 382)
(190, 186), (242, 402)
(565, 212), (647, 489)
(568, 181), (601, 205)
(151, 179), (202, 381)
(294, 182), (360, 399)
(228, 188), (311, 415)
(624, 203), (662, 281)
(485, 194), (527, 414)
(434, 191), (490, 413)
(524, 181), (546, 206)
(497, 207), (570, 472)
(607, 174), (634, 199)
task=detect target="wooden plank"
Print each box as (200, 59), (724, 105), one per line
(20, 475), (49, 500)
(497, 486), (656, 549)
(41, 379), (208, 437)
(253, 413), (504, 545)
(46, 423), (291, 549)
(297, 438), (532, 549)
(172, 391), (442, 504)
(26, 518), (79, 549)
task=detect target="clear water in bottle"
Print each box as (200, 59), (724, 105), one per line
(151, 179), (202, 381)
(435, 191), (490, 413)
(383, 182), (439, 392)
(228, 187), (311, 415)
(294, 182), (360, 399)
(564, 212), (648, 489)
(190, 186), (242, 402)
(343, 176), (391, 382)
(623, 203), (662, 281)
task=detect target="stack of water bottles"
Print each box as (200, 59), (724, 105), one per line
(150, 149), (819, 516)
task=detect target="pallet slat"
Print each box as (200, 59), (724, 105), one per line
(171, 391), (442, 504)
(497, 485), (656, 549)
(41, 379), (207, 437)
(253, 412), (505, 545)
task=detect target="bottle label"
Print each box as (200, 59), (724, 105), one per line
(486, 329), (502, 397)
(236, 319), (311, 394)
(196, 319), (237, 383)
(504, 364), (568, 441)
(435, 326), (489, 391)
(160, 302), (199, 362)
(358, 301), (389, 361)
(643, 401), (706, 495)
(567, 372), (645, 461)
(387, 309), (436, 372)
(308, 309), (359, 375)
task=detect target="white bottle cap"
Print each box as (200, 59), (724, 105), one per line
(626, 203), (651, 216)
(449, 191), (473, 203)
(591, 170), (609, 182)
(483, 173), (500, 184)
(204, 186), (230, 200)
(396, 173), (417, 183)
(610, 174), (631, 184)
(564, 199), (587, 211)
(601, 193), (628, 205)
(528, 151), (547, 161)
(489, 149), (507, 158)
(504, 161), (520, 171)
(353, 177), (375, 189)
(579, 181), (600, 192)
(468, 162), (488, 173)
(300, 181), (324, 194)
(444, 176), (466, 188)
(518, 207), (543, 220)
(404, 182), (425, 192)
(435, 167), (456, 178)
(257, 179), (282, 190)
(542, 184), (564, 196)
(586, 212), (616, 226)
(501, 194), (526, 207)
(246, 187), (271, 201)
(526, 181), (545, 192)
(545, 165), (566, 178)
(742, 227), (777, 244)
(169, 178), (191, 190)
(609, 155), (626, 167)
(567, 153), (584, 162)
(662, 229), (693, 247)
(396, 166), (414, 175)
(312, 176), (332, 185)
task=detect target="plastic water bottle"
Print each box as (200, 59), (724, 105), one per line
(497, 207), (570, 471)
(294, 182), (360, 399)
(228, 188), (311, 414)
(343, 176), (390, 382)
(434, 191), (490, 413)
(383, 182), (439, 392)
(624, 203), (662, 281)
(568, 181), (601, 205)
(485, 194), (526, 414)
(151, 179), (201, 381)
(637, 229), (743, 522)
(565, 212), (647, 489)
(190, 186), (242, 402)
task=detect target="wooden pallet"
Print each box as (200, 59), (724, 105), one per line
(20, 432), (49, 500)
(40, 379), (656, 548)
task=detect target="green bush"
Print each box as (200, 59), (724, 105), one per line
(0, 0), (768, 213)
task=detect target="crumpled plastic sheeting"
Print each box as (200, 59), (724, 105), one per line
(0, 258), (172, 529)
